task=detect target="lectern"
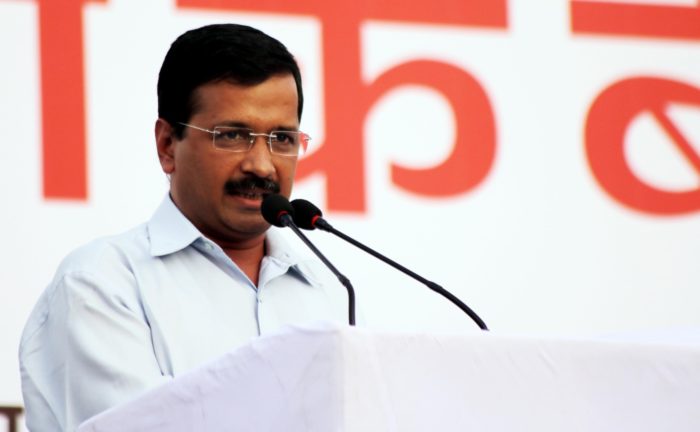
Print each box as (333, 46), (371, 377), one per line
(78, 323), (700, 431)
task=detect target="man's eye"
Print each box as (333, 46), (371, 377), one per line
(220, 129), (247, 140)
(273, 132), (295, 144)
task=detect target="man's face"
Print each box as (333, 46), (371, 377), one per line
(156, 74), (300, 247)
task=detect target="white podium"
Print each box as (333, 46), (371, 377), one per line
(78, 323), (700, 431)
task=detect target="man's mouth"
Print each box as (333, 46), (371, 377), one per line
(230, 190), (267, 200)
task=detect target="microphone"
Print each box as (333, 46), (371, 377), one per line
(260, 193), (295, 227)
(290, 199), (489, 331)
(261, 194), (356, 326)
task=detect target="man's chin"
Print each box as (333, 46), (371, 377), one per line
(222, 214), (270, 237)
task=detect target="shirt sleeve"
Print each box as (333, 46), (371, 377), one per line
(20, 268), (170, 431)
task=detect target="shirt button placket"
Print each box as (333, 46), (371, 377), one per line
(256, 293), (264, 334)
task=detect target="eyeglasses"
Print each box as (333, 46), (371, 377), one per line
(178, 122), (310, 158)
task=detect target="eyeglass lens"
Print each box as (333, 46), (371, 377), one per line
(213, 127), (305, 156)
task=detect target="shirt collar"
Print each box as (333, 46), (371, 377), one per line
(147, 195), (202, 257)
(264, 228), (300, 263)
(264, 229), (320, 285)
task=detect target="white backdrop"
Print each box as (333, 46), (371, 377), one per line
(2, 0), (700, 418)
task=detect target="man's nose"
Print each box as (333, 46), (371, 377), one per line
(239, 136), (276, 178)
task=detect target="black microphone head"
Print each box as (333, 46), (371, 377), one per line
(261, 194), (294, 227)
(290, 199), (323, 230)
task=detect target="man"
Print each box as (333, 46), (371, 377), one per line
(20, 24), (345, 431)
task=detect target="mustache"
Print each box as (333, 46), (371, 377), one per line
(224, 176), (280, 195)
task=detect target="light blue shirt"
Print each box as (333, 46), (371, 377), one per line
(19, 196), (347, 431)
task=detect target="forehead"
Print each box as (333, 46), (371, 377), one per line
(190, 75), (299, 127)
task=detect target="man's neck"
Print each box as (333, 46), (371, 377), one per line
(220, 235), (266, 287)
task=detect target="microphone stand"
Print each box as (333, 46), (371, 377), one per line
(315, 218), (487, 331)
(281, 215), (356, 326)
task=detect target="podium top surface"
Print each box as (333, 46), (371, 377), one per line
(79, 323), (700, 432)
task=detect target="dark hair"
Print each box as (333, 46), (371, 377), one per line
(157, 23), (304, 138)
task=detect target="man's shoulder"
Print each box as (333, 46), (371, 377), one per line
(58, 223), (150, 276)
(20, 223), (151, 356)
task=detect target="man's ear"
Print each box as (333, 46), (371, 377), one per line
(155, 118), (176, 174)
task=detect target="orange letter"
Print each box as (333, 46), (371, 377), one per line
(585, 77), (700, 215)
(38, 0), (106, 200)
(571, 1), (700, 41)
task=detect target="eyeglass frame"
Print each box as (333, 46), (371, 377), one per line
(177, 122), (310, 158)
